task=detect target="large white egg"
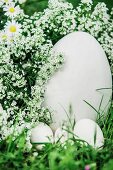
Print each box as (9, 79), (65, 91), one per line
(74, 119), (104, 149)
(44, 31), (112, 130)
(31, 122), (53, 150)
(0, 104), (3, 113)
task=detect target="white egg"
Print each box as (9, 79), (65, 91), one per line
(31, 122), (53, 150)
(44, 31), (112, 130)
(0, 104), (3, 113)
(54, 127), (69, 144)
(74, 119), (104, 149)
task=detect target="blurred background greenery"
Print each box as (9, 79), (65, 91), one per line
(23, 0), (113, 15)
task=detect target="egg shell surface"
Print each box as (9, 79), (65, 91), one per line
(0, 104), (3, 113)
(44, 31), (112, 130)
(74, 119), (104, 148)
(31, 122), (53, 144)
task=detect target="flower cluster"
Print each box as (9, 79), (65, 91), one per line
(35, 0), (113, 61)
(0, 0), (64, 147)
(35, 0), (76, 43)
(0, 0), (113, 148)
(0, 0), (24, 42)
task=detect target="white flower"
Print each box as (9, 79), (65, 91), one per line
(0, 30), (13, 43)
(5, 21), (22, 37)
(18, 0), (26, 4)
(0, 31), (8, 41)
(33, 152), (38, 157)
(81, 0), (92, 4)
(0, 0), (12, 6)
(3, 3), (21, 17)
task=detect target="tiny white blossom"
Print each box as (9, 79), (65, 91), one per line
(81, 0), (92, 4)
(18, 0), (26, 4)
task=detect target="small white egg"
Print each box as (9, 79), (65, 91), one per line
(0, 104), (3, 113)
(74, 119), (104, 149)
(54, 127), (69, 144)
(31, 122), (53, 150)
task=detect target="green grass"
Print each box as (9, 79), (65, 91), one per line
(0, 107), (113, 170)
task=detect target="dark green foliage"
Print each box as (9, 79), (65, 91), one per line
(0, 8), (7, 29)
(22, 0), (48, 15)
